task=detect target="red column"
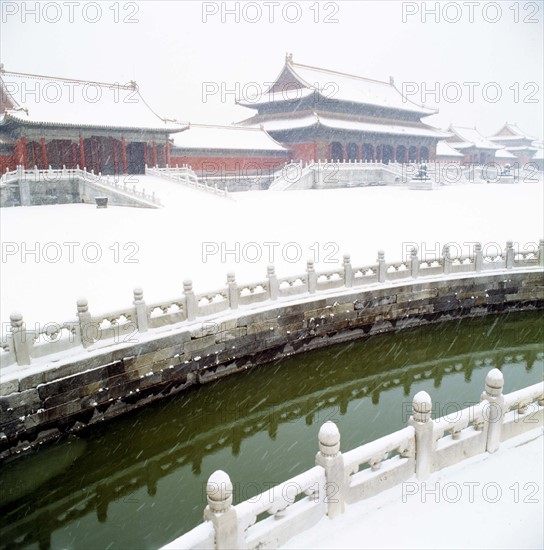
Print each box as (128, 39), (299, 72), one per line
(405, 147), (409, 163)
(166, 142), (171, 167)
(113, 140), (119, 174)
(342, 144), (347, 161)
(18, 137), (28, 168)
(393, 145), (397, 163)
(417, 147), (421, 163)
(121, 137), (128, 173)
(79, 136), (86, 168)
(152, 141), (157, 167)
(373, 145), (377, 161)
(143, 143), (148, 167)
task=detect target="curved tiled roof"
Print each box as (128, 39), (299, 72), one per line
(0, 70), (187, 133)
(237, 58), (436, 116)
(171, 123), (287, 152)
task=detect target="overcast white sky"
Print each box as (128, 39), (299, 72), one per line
(1, 0), (543, 139)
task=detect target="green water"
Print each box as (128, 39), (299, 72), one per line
(0, 311), (542, 550)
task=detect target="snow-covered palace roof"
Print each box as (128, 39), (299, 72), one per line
(237, 54), (436, 117)
(436, 140), (464, 158)
(0, 68), (187, 133)
(171, 124), (288, 152)
(447, 125), (502, 151)
(488, 122), (537, 143)
(241, 111), (448, 139)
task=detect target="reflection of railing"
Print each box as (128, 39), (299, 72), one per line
(0, 341), (540, 550)
(162, 370), (544, 550)
(2, 239), (543, 368)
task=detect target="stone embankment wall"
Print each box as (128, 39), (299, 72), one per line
(1, 269), (542, 461)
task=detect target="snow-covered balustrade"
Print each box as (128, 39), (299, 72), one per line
(161, 369), (544, 550)
(2, 239), (543, 368)
(145, 164), (231, 198)
(2, 165), (162, 207)
(342, 425), (416, 503)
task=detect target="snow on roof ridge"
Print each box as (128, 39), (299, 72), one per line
(189, 123), (269, 132)
(290, 61), (391, 87)
(289, 60), (435, 114)
(1, 69), (137, 90)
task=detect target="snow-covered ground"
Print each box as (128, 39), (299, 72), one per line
(283, 428), (544, 550)
(1, 178), (542, 327)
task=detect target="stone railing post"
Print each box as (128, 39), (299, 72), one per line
(505, 240), (514, 269)
(538, 239), (544, 268)
(474, 242), (483, 272)
(10, 311), (30, 366)
(408, 391), (433, 481)
(442, 244), (452, 275)
(307, 260), (317, 294)
(480, 368), (505, 453)
(77, 298), (94, 348)
(410, 247), (419, 278)
(227, 273), (239, 310)
(203, 470), (240, 550)
(315, 421), (345, 518)
(267, 265), (279, 300)
(343, 254), (353, 288)
(183, 280), (197, 322)
(377, 250), (386, 283)
(133, 287), (148, 333)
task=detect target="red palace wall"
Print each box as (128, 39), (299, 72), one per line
(169, 155), (287, 175)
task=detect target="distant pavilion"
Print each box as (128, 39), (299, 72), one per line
(488, 123), (539, 165)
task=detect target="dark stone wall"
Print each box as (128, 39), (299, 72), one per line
(1, 270), (542, 461)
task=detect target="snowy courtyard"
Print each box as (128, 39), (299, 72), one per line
(1, 178), (542, 329)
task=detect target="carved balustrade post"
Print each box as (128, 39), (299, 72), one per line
(377, 250), (386, 283)
(10, 311), (30, 366)
(77, 298), (94, 348)
(410, 247), (419, 278)
(307, 260), (317, 294)
(505, 240), (514, 269)
(409, 391), (433, 481)
(480, 368), (505, 453)
(315, 421), (345, 518)
(227, 273), (239, 310)
(343, 254), (353, 288)
(203, 470), (240, 550)
(133, 287), (148, 333)
(474, 242), (483, 272)
(267, 265), (279, 300)
(184, 280), (197, 322)
(443, 244), (452, 275)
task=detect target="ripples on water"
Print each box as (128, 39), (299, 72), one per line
(0, 311), (542, 549)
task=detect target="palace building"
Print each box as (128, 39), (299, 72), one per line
(444, 125), (502, 164)
(488, 123), (539, 165)
(1, 60), (540, 180)
(169, 123), (288, 174)
(236, 54), (449, 163)
(0, 66), (187, 174)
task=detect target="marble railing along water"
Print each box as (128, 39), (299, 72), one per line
(162, 369), (543, 550)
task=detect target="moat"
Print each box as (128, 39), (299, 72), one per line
(0, 311), (542, 550)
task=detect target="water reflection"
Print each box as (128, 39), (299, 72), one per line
(0, 311), (542, 549)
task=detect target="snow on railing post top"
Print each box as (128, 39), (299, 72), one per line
(409, 390), (433, 480)
(316, 421), (345, 518)
(481, 368), (505, 453)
